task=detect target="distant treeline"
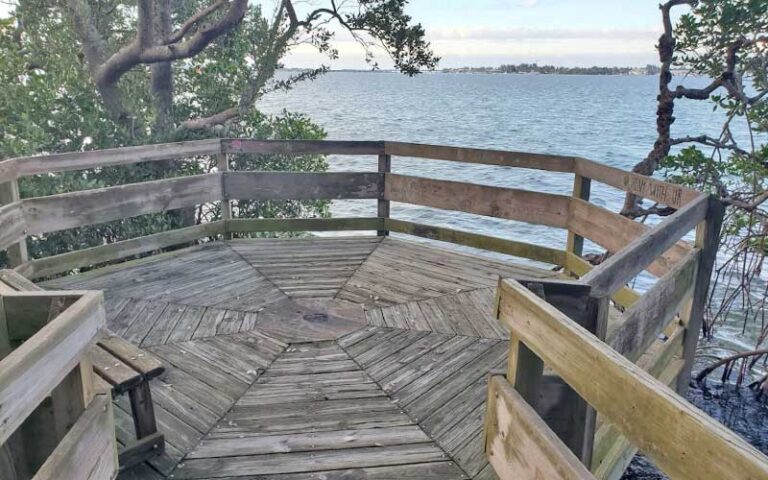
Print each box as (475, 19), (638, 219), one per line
(442, 63), (661, 75)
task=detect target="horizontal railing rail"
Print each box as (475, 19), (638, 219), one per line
(0, 138), (733, 479)
(490, 277), (767, 480)
(0, 284), (116, 479)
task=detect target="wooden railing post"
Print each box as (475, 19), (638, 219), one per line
(502, 278), (607, 467)
(566, 174), (591, 258)
(676, 196), (724, 393)
(377, 153), (391, 236)
(0, 179), (28, 267)
(217, 153), (233, 240)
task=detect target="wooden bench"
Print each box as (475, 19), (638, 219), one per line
(0, 269), (165, 470)
(92, 334), (166, 470)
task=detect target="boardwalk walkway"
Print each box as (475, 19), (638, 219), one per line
(44, 236), (569, 479)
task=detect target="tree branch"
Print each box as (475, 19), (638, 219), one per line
(166, 0), (228, 44)
(94, 0), (248, 87)
(670, 135), (751, 156)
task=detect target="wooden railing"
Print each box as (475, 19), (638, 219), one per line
(0, 138), (747, 478)
(0, 284), (115, 479)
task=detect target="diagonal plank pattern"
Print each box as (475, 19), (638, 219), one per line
(229, 236), (382, 298)
(366, 288), (509, 339)
(175, 341), (467, 479)
(337, 237), (562, 308)
(37, 236), (572, 479)
(339, 328), (507, 479)
(114, 331), (287, 479)
(44, 243), (287, 312)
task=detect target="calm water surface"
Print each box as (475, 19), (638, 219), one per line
(260, 72), (764, 350)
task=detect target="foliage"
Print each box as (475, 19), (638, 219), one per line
(0, 4), (331, 262)
(656, 0), (768, 341)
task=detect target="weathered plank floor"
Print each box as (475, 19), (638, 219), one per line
(42, 236), (572, 479)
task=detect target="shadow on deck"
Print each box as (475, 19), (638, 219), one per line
(45, 236), (563, 480)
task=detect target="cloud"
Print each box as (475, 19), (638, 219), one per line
(426, 26), (661, 42)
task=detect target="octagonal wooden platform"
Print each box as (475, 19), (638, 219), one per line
(43, 236), (571, 480)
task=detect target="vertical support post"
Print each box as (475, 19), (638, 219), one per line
(19, 363), (92, 473)
(0, 179), (28, 267)
(676, 196), (724, 394)
(566, 174), (591, 258)
(129, 381), (158, 439)
(377, 153), (391, 236)
(504, 278), (606, 468)
(217, 153), (233, 240)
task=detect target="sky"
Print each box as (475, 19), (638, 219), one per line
(282, 0), (676, 69)
(0, 0), (676, 68)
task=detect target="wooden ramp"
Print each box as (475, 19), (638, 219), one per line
(39, 236), (569, 479)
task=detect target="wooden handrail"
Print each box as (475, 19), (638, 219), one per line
(384, 141), (577, 172)
(495, 277), (768, 480)
(0, 291), (104, 445)
(0, 139), (711, 297)
(581, 194), (710, 297)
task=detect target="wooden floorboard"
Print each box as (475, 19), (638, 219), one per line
(179, 341), (467, 479)
(340, 328), (505, 478)
(337, 237), (561, 308)
(228, 237), (381, 299)
(39, 236), (582, 479)
(115, 330), (287, 478)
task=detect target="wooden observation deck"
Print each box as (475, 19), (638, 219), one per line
(0, 139), (765, 480)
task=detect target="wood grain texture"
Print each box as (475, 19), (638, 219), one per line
(14, 139), (221, 176)
(609, 250), (698, 362)
(385, 174), (570, 228)
(485, 375), (594, 480)
(224, 172), (383, 200)
(575, 158), (701, 209)
(225, 217), (383, 234)
(23, 174), (221, 235)
(0, 292), (104, 445)
(222, 139), (385, 155)
(31, 394), (117, 480)
(27, 222), (225, 280)
(385, 141), (576, 172)
(497, 277), (768, 480)
(581, 195), (708, 297)
(568, 198), (690, 278)
(0, 201), (26, 252)
(386, 219), (567, 266)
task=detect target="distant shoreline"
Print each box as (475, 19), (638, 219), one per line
(278, 67), (674, 76)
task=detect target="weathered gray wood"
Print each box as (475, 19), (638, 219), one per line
(581, 194), (709, 297)
(27, 221), (224, 279)
(217, 153), (233, 240)
(566, 174), (591, 258)
(609, 249), (699, 363)
(222, 139), (385, 155)
(574, 157), (701, 210)
(506, 279), (605, 467)
(568, 198), (689, 278)
(23, 173), (222, 235)
(385, 218), (567, 266)
(676, 196), (725, 393)
(0, 201), (26, 254)
(497, 277), (768, 480)
(226, 217), (383, 233)
(0, 291), (104, 445)
(485, 375), (595, 480)
(223, 171), (383, 200)
(0, 180), (28, 266)
(118, 431), (165, 471)
(15, 139), (221, 176)
(385, 174), (570, 228)
(31, 394), (117, 480)
(385, 141), (576, 172)
(377, 154), (391, 236)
